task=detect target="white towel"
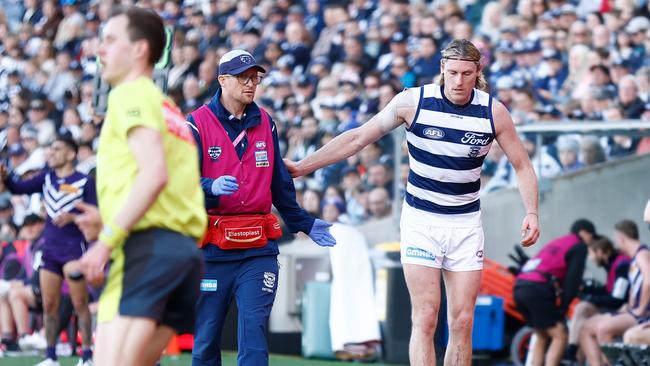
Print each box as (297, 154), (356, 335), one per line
(328, 223), (381, 351)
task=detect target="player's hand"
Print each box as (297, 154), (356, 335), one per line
(521, 213), (540, 247)
(79, 241), (110, 287)
(74, 201), (102, 241)
(52, 212), (75, 227)
(283, 159), (302, 178)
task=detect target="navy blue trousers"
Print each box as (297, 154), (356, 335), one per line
(191, 255), (279, 366)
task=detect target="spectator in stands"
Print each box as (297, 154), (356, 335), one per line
(366, 187), (391, 220)
(514, 219), (596, 366)
(580, 220), (650, 366)
(412, 36), (440, 85)
(603, 107), (639, 158)
(556, 135), (584, 173)
(564, 236), (630, 363)
(580, 135), (606, 166)
(618, 75), (646, 119)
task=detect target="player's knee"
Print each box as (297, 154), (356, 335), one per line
(595, 323), (616, 343)
(448, 312), (473, 335)
(623, 328), (642, 344)
(42, 297), (59, 314)
(411, 306), (439, 334)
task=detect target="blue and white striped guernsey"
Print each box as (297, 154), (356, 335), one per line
(405, 83), (495, 215)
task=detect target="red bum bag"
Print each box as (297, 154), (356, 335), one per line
(201, 213), (283, 250)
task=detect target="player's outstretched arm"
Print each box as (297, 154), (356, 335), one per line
(492, 100), (540, 247)
(285, 88), (416, 178)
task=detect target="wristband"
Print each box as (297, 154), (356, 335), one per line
(98, 221), (128, 249)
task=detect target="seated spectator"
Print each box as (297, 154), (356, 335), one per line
(556, 135), (584, 173)
(617, 75), (645, 119)
(580, 220), (650, 366)
(580, 135), (606, 167)
(366, 187), (391, 220)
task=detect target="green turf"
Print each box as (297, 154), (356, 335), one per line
(0, 352), (407, 365)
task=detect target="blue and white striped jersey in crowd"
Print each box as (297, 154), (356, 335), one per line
(405, 84), (495, 216)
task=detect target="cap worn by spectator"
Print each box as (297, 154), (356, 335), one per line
(390, 32), (407, 44)
(311, 56), (331, 69)
(8, 144), (26, 157)
(495, 42), (514, 54)
(20, 126), (38, 140)
(557, 136), (580, 154)
(542, 49), (562, 61)
(218, 50), (266, 75)
(0, 196), (12, 211)
(626, 16), (650, 34)
(559, 4), (576, 15)
(341, 166), (359, 177)
(86, 12), (100, 22)
(321, 196), (346, 214)
(29, 99), (46, 110)
(288, 5), (305, 15)
(69, 61), (83, 72)
(496, 76), (514, 90)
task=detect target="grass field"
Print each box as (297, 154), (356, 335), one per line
(0, 352), (407, 365)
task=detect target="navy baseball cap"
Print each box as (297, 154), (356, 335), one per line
(218, 50), (266, 76)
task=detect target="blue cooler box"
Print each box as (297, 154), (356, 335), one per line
(301, 281), (334, 359)
(472, 295), (504, 350)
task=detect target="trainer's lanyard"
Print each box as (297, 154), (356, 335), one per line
(233, 129), (246, 147)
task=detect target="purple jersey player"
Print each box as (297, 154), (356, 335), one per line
(2, 136), (96, 366)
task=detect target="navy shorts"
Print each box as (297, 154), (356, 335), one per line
(41, 241), (87, 276)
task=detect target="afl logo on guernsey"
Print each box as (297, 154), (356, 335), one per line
(423, 127), (445, 140)
(255, 141), (266, 149)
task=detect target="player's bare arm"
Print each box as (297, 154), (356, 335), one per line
(285, 88), (417, 177)
(492, 100), (540, 247)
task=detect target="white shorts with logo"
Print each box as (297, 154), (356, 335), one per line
(400, 202), (484, 271)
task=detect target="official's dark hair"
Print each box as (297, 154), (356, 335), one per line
(55, 134), (78, 154)
(590, 236), (614, 253)
(109, 6), (165, 66)
(570, 219), (596, 236)
(615, 220), (639, 240)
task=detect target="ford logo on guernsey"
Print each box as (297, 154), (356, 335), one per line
(461, 132), (491, 146)
(405, 247), (436, 261)
(423, 127), (445, 139)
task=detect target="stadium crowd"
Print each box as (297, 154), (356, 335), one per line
(0, 0), (649, 362)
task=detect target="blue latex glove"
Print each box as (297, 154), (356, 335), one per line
(308, 219), (336, 247)
(211, 175), (239, 196)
